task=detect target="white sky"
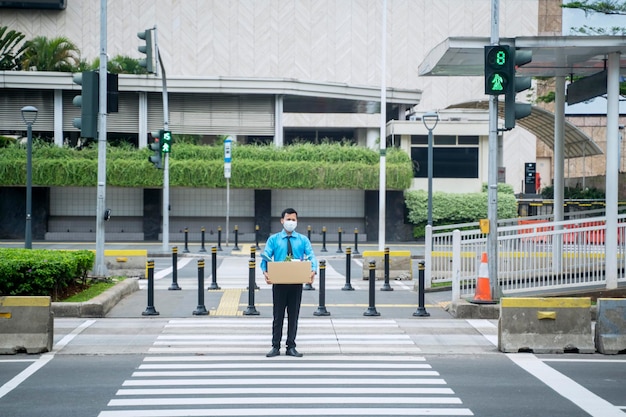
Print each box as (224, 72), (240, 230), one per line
(562, 0), (626, 34)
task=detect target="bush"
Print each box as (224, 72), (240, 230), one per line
(405, 188), (518, 238)
(0, 249), (94, 299)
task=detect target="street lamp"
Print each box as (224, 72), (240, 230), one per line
(21, 105), (38, 249)
(422, 111), (439, 226)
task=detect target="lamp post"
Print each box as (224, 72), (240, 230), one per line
(422, 111), (439, 226)
(21, 106), (38, 249)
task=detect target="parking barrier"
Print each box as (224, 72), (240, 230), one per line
(199, 227), (207, 253)
(217, 226), (223, 251)
(336, 227), (343, 253)
(353, 228), (360, 254)
(233, 225), (240, 251)
(314, 260), (330, 316)
(413, 261), (430, 317)
(193, 259), (209, 315)
(142, 260), (159, 316)
(183, 227), (190, 253)
(381, 247), (393, 291)
(168, 246), (181, 290)
(208, 246), (220, 290)
(364, 261), (380, 316)
(321, 226), (328, 252)
(255, 225), (261, 249)
(244, 258), (260, 315)
(342, 247), (354, 291)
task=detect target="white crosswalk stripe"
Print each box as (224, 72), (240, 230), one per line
(97, 319), (474, 417)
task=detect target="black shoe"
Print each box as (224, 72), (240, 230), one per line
(286, 347), (303, 357)
(266, 347), (280, 357)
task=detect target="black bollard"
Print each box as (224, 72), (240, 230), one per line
(342, 247), (354, 291)
(193, 259), (209, 315)
(168, 246), (181, 290)
(183, 227), (190, 253)
(307, 224), (312, 241)
(142, 260), (159, 316)
(413, 260), (431, 317)
(254, 225), (261, 249)
(208, 246), (220, 290)
(244, 258), (260, 315)
(217, 226), (223, 251)
(314, 260), (330, 316)
(336, 227), (343, 253)
(353, 228), (360, 254)
(381, 247), (393, 291)
(199, 227), (207, 253)
(233, 225), (240, 251)
(321, 226), (328, 252)
(249, 246), (259, 290)
(363, 261), (380, 316)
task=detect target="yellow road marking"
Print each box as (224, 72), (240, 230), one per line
(0, 312), (11, 319)
(243, 303), (441, 308)
(0, 296), (50, 307)
(215, 289), (243, 316)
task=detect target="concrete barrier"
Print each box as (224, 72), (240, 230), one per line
(595, 298), (626, 355)
(92, 249), (147, 277)
(52, 278), (139, 318)
(498, 297), (595, 354)
(361, 250), (412, 280)
(0, 296), (53, 354)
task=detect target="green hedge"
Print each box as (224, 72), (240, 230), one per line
(0, 249), (94, 299)
(405, 188), (518, 238)
(0, 142), (413, 190)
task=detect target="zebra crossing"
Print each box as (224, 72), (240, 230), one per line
(97, 318), (474, 416)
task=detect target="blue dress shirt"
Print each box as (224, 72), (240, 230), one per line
(260, 230), (318, 273)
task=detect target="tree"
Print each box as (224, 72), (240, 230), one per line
(91, 55), (148, 74)
(21, 36), (80, 72)
(0, 26), (26, 70)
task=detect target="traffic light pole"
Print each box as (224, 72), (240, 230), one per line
(155, 27), (170, 253)
(94, 0), (108, 277)
(487, 0), (500, 299)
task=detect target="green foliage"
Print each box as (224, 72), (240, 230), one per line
(0, 249), (94, 298)
(562, 1), (626, 15)
(90, 55), (149, 74)
(0, 142), (413, 190)
(481, 182), (515, 194)
(0, 26), (26, 70)
(540, 184), (606, 199)
(405, 189), (518, 237)
(21, 36), (80, 72)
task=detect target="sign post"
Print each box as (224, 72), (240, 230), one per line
(224, 136), (232, 245)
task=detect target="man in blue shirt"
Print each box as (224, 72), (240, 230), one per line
(261, 208), (317, 357)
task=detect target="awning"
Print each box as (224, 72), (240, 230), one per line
(448, 100), (603, 158)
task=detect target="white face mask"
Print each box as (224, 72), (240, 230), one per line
(283, 220), (297, 233)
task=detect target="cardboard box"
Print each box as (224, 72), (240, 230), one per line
(267, 261), (312, 284)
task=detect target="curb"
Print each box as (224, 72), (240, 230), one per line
(52, 279), (140, 318)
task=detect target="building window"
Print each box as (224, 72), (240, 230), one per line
(410, 135), (479, 179)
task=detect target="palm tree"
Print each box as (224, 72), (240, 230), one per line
(92, 55), (148, 74)
(21, 36), (80, 72)
(0, 26), (26, 70)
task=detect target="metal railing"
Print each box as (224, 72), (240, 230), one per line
(426, 213), (626, 301)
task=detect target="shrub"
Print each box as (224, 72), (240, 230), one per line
(405, 189), (518, 238)
(0, 249), (94, 299)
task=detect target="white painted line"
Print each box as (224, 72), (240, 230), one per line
(122, 377), (447, 386)
(154, 257), (194, 281)
(115, 387), (455, 396)
(543, 358), (626, 364)
(0, 359), (37, 363)
(0, 353), (54, 400)
(138, 362), (431, 369)
(466, 319), (498, 346)
(108, 396), (463, 406)
(142, 355), (427, 362)
(0, 318), (96, 400)
(131, 370), (440, 377)
(507, 353), (625, 417)
(157, 334), (410, 340)
(99, 407), (473, 416)
(54, 319), (96, 351)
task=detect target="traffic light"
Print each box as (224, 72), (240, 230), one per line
(504, 48), (532, 130)
(160, 130), (172, 154)
(107, 72), (119, 113)
(148, 137), (162, 169)
(72, 70), (98, 138)
(484, 45), (510, 95)
(137, 29), (155, 74)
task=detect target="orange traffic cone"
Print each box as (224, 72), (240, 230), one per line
(470, 252), (497, 304)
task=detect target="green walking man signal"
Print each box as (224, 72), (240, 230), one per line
(484, 45), (511, 95)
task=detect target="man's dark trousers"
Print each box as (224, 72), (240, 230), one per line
(271, 283), (303, 349)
